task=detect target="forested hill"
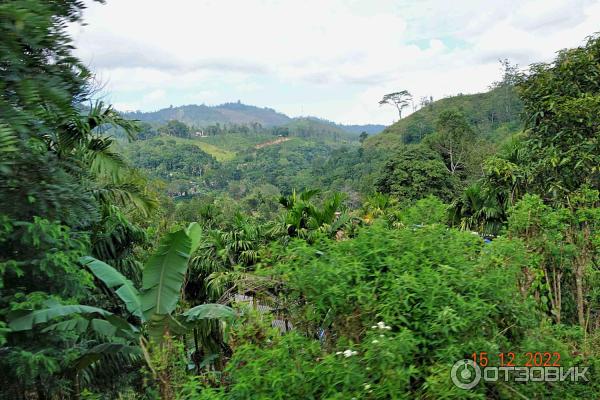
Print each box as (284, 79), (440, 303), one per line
(122, 102), (386, 135)
(316, 82), (524, 195)
(366, 84), (522, 149)
(123, 102), (291, 126)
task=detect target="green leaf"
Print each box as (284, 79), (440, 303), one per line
(81, 256), (143, 319)
(88, 139), (128, 182)
(41, 318), (119, 338)
(8, 305), (113, 332)
(141, 229), (192, 321)
(76, 342), (142, 371)
(42, 318), (90, 334)
(0, 124), (17, 174)
(187, 222), (202, 254)
(182, 304), (236, 322)
(146, 314), (188, 341)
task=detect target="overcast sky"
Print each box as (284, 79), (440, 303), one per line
(70, 0), (600, 125)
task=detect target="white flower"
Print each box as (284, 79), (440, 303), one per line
(364, 384), (371, 390)
(375, 321), (392, 330)
(343, 349), (358, 357)
(336, 351), (343, 355)
(371, 339), (379, 344)
(380, 334), (385, 338)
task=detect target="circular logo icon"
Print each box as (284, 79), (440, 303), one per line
(451, 359), (481, 389)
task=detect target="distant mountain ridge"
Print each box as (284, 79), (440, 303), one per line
(121, 102), (385, 135)
(123, 102), (290, 127)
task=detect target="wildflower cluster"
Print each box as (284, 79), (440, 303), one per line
(371, 321), (392, 330)
(336, 349), (358, 358)
(370, 321), (392, 343)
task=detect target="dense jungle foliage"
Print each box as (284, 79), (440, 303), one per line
(1, 1), (600, 399)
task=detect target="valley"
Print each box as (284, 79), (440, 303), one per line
(2, 2), (600, 399)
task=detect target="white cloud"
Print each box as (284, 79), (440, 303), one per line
(72, 0), (600, 124)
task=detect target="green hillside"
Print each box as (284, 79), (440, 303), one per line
(284, 117), (384, 137)
(161, 136), (237, 161)
(283, 117), (358, 142)
(119, 129), (351, 198)
(367, 85), (522, 150)
(124, 102), (291, 127)
(199, 132), (276, 153)
(314, 84), (524, 196)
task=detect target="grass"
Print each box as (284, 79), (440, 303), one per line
(200, 133), (275, 152)
(165, 136), (236, 161)
(193, 141), (236, 161)
(173, 132), (280, 160)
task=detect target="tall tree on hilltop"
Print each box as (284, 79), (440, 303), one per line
(379, 90), (412, 119)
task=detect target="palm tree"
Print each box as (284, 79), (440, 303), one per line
(451, 136), (530, 236)
(278, 189), (353, 240)
(361, 192), (397, 223)
(450, 183), (505, 235)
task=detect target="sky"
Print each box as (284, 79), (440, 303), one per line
(70, 0), (600, 125)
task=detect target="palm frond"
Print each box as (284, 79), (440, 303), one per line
(91, 183), (157, 217)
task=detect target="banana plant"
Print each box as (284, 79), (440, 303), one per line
(7, 223), (235, 371)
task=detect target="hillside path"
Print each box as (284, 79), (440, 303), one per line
(254, 137), (291, 149)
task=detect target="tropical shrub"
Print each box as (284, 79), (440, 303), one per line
(206, 220), (564, 398)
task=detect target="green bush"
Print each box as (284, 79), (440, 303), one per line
(206, 221), (561, 398)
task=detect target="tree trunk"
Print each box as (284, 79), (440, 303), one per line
(158, 331), (175, 400)
(556, 270), (562, 325)
(575, 264), (586, 329)
(159, 379), (174, 400)
(73, 371), (81, 400)
(548, 266), (562, 324)
(193, 328), (201, 375)
(573, 225), (590, 330)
